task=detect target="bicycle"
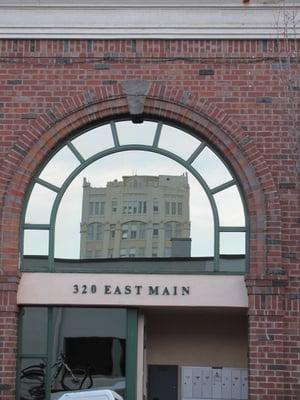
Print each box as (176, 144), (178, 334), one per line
(20, 353), (93, 400)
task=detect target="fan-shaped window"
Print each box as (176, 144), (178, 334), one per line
(21, 120), (248, 273)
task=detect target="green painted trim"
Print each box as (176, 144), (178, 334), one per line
(211, 179), (236, 195)
(186, 142), (206, 164)
(126, 309), (138, 400)
(236, 182), (250, 274)
(24, 224), (50, 230)
(111, 122), (120, 148)
(19, 353), (48, 359)
(35, 178), (60, 193)
(67, 141), (86, 164)
(45, 308), (52, 400)
(20, 174), (39, 269)
(152, 122), (162, 147)
(219, 226), (246, 232)
(22, 265), (246, 274)
(20, 120), (248, 275)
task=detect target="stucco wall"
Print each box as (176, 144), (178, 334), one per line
(146, 309), (248, 368)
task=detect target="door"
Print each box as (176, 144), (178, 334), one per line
(148, 365), (178, 400)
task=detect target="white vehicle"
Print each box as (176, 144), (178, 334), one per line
(57, 389), (123, 400)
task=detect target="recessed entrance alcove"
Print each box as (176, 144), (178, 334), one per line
(18, 119), (249, 400)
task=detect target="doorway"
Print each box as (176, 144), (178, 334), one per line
(144, 308), (248, 400)
(148, 365), (178, 400)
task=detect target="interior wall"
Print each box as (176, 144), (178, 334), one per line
(145, 308), (248, 368)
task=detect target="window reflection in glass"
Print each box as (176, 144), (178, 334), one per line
(192, 147), (232, 189)
(158, 124), (201, 161)
(39, 146), (80, 188)
(214, 185), (245, 227)
(23, 230), (49, 256)
(116, 120), (155, 146)
(220, 232), (246, 255)
(55, 151), (213, 260)
(219, 231), (246, 273)
(50, 308), (126, 397)
(23, 120), (247, 271)
(71, 124), (114, 159)
(20, 358), (47, 400)
(19, 308), (127, 399)
(21, 308), (48, 355)
(25, 184), (56, 225)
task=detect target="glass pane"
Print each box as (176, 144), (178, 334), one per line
(190, 175), (214, 257)
(192, 147), (232, 189)
(219, 255), (246, 273)
(23, 230), (49, 256)
(117, 120), (156, 146)
(21, 308), (48, 355)
(158, 125), (201, 161)
(55, 176), (82, 259)
(220, 232), (246, 255)
(214, 185), (245, 227)
(25, 184), (56, 224)
(20, 358), (47, 400)
(23, 120), (247, 269)
(71, 124), (114, 159)
(54, 150), (214, 260)
(51, 308), (126, 397)
(39, 146), (80, 187)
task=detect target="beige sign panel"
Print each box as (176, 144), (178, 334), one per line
(17, 273), (248, 308)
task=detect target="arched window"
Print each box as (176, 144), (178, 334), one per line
(22, 120), (248, 273)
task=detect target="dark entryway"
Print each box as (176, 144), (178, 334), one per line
(148, 365), (178, 400)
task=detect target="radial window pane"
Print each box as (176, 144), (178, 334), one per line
(23, 230), (49, 256)
(39, 146), (80, 187)
(71, 124), (114, 159)
(158, 125), (201, 161)
(55, 176), (82, 259)
(220, 232), (246, 255)
(189, 174), (214, 257)
(214, 185), (245, 227)
(25, 184), (56, 224)
(116, 120), (155, 146)
(192, 147), (232, 189)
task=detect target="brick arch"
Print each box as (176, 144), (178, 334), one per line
(1, 83), (281, 276)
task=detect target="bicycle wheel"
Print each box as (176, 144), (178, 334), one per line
(29, 384), (45, 400)
(61, 368), (93, 391)
(21, 368), (45, 400)
(21, 368), (45, 384)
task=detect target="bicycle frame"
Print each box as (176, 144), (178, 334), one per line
(20, 353), (93, 399)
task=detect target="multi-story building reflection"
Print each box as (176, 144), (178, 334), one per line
(80, 174), (191, 259)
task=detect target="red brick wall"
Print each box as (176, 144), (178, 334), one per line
(0, 39), (299, 399)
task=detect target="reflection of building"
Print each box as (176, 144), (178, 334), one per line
(80, 174), (190, 258)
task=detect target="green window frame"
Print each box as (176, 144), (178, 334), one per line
(17, 307), (138, 400)
(21, 120), (249, 273)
